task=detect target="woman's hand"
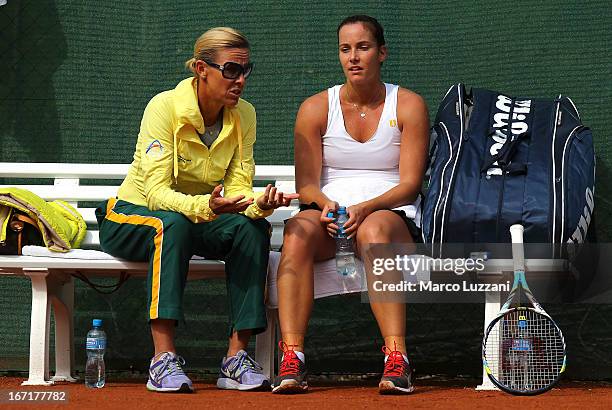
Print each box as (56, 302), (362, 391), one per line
(320, 201), (339, 237)
(208, 184), (254, 214)
(256, 184), (300, 210)
(342, 203), (372, 239)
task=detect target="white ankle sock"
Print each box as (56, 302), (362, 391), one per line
(384, 354), (409, 363)
(283, 350), (305, 363)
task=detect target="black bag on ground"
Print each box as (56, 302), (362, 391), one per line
(422, 84), (595, 256)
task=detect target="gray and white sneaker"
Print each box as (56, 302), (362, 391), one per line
(146, 352), (194, 393)
(216, 350), (270, 391)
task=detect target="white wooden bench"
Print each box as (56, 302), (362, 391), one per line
(0, 162), (296, 386)
(0, 162), (568, 390)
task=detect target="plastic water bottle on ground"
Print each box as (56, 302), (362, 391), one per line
(330, 206), (357, 277)
(85, 319), (106, 388)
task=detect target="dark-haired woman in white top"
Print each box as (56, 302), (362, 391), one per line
(272, 15), (430, 395)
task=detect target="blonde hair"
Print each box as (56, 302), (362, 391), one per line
(185, 27), (250, 76)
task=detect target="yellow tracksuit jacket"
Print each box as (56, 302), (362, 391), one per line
(117, 77), (273, 222)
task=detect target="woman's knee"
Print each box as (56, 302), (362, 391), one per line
(357, 216), (394, 245)
(226, 216), (271, 251)
(161, 212), (191, 231)
(159, 212), (193, 245)
(282, 215), (324, 250)
(356, 212), (415, 256)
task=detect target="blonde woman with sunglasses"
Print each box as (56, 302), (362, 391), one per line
(95, 27), (298, 393)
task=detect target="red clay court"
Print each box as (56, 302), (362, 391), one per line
(1, 377), (610, 409)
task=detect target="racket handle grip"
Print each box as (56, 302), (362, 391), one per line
(510, 224), (524, 244)
(510, 224), (525, 272)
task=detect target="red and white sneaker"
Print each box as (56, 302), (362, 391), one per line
(272, 341), (308, 394)
(378, 346), (415, 394)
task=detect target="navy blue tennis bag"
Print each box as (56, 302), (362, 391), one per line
(422, 84), (595, 250)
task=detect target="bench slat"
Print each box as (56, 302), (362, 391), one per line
(0, 163), (294, 180)
(8, 185), (120, 201)
(0, 256), (226, 281)
(0, 163), (131, 179)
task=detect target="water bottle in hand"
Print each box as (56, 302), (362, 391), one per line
(85, 319), (106, 388)
(329, 206), (356, 277)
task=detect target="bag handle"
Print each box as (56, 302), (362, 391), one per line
(480, 129), (529, 175)
(10, 213), (38, 231)
(9, 212), (129, 293)
(480, 96), (529, 175)
(8, 213), (39, 255)
(72, 271), (131, 294)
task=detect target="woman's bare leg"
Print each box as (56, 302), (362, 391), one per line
(277, 210), (335, 351)
(151, 319), (176, 356)
(356, 210), (415, 354)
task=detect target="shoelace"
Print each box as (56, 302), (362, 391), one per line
(159, 354), (187, 377)
(278, 341), (302, 376)
(381, 345), (407, 377)
(231, 352), (263, 375)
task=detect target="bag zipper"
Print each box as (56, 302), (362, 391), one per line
(560, 125), (586, 243)
(495, 97), (516, 241)
(437, 85), (467, 253)
(431, 122), (453, 248)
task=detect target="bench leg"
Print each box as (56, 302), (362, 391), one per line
(475, 290), (501, 391)
(255, 307), (278, 381)
(50, 277), (77, 383)
(21, 269), (53, 386)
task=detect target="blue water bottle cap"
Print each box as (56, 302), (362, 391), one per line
(92, 319), (102, 327)
(327, 212), (335, 218)
(338, 206), (347, 214)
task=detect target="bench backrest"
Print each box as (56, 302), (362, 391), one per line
(0, 163), (297, 250)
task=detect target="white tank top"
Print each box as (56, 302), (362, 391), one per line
(320, 83), (421, 224)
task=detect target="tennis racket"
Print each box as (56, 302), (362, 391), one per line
(482, 224), (566, 395)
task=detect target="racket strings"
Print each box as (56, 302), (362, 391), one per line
(484, 309), (565, 392)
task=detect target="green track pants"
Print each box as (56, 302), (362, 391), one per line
(95, 198), (270, 335)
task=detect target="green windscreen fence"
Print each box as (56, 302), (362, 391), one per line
(1, 1), (611, 379)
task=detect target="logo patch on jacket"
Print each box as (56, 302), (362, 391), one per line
(177, 155), (191, 164)
(146, 139), (164, 157)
